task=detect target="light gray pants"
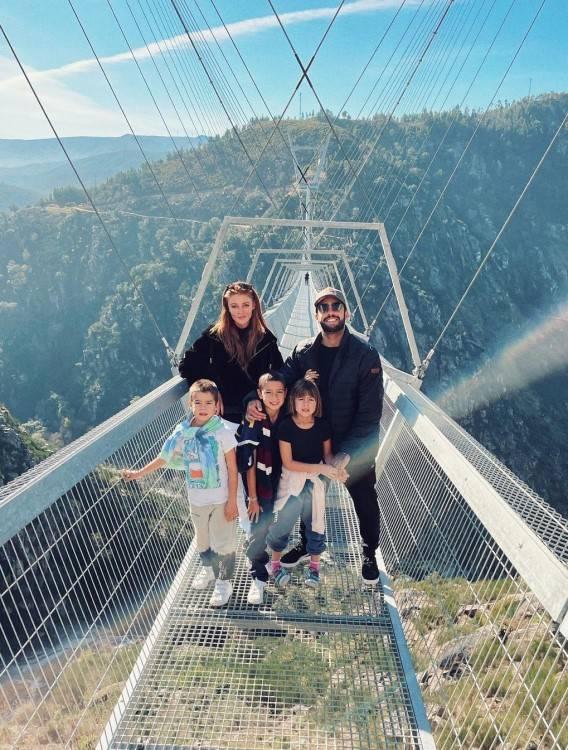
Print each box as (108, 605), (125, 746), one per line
(190, 502), (237, 580)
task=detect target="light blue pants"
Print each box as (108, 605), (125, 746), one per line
(266, 481), (326, 556)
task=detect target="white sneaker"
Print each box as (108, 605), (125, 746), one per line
(209, 579), (233, 607)
(247, 579), (265, 606)
(191, 566), (215, 590)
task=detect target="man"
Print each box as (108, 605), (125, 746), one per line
(247, 287), (383, 584)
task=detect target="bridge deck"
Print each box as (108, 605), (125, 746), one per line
(105, 486), (420, 750)
(100, 282), (424, 749)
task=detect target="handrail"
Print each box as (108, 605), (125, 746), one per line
(0, 377), (187, 546)
(383, 372), (568, 638)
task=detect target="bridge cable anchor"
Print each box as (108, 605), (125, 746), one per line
(413, 348), (435, 380)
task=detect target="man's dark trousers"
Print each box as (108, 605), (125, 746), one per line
(296, 464), (380, 554)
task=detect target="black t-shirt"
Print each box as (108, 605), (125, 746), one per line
(278, 416), (332, 464)
(317, 345), (339, 417)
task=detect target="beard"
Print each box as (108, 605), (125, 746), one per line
(320, 317), (346, 333)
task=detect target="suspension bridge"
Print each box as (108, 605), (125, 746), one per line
(1, 1), (567, 748)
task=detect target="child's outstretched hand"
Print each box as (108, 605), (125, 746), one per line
(247, 497), (262, 523)
(122, 469), (140, 482)
(224, 499), (239, 522)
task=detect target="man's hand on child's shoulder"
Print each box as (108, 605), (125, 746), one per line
(245, 399), (265, 422)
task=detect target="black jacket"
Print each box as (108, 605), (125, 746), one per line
(179, 327), (284, 423)
(280, 328), (383, 471)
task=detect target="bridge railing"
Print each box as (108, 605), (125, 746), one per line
(377, 365), (568, 749)
(1, 360), (567, 749)
(0, 378), (189, 749)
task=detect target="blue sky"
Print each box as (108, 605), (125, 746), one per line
(0, 0), (566, 139)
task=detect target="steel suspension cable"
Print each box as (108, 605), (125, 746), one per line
(358, 0), (514, 307)
(241, 0), (409, 242)
(427, 107), (568, 364)
(0, 22), (175, 362)
(309, 0), (447, 263)
(343, 0), (473, 281)
(207, 0), (313, 214)
(170, 0), (278, 209)
(123, 0), (213, 182)
(147, 0), (237, 145)
(267, 0), (402, 232)
(67, 0), (189, 227)
(368, 0), (481, 222)
(106, 0), (202, 200)
(366, 0), (548, 333)
(314, 0), (455, 240)
(227, 0), (346, 215)
(316, 0), (438, 213)
(348, 0), (492, 288)
(192, 0), (271, 137)
(175, 0), (270, 159)
(373, 0), (505, 229)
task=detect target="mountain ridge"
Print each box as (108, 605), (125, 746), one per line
(0, 134), (207, 201)
(0, 95), (566, 514)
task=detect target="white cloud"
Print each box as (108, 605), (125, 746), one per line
(0, 0), (417, 137)
(0, 0), (412, 90)
(0, 56), (130, 138)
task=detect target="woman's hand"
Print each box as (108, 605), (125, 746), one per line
(224, 499), (239, 522)
(304, 369), (319, 382)
(245, 399), (265, 422)
(247, 497), (262, 523)
(122, 469), (140, 482)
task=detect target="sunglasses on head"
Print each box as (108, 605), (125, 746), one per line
(316, 301), (344, 313)
(224, 282), (253, 293)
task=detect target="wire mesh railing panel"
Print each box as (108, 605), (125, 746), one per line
(0, 391), (191, 750)
(393, 374), (568, 564)
(378, 390), (568, 750)
(108, 485), (423, 750)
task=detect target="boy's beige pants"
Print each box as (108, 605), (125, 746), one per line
(190, 502), (237, 556)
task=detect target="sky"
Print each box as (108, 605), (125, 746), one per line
(0, 0), (566, 139)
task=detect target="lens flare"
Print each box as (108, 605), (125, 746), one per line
(436, 302), (568, 418)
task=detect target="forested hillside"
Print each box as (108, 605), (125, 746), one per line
(0, 94), (566, 514)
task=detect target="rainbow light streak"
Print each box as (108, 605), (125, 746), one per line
(437, 302), (568, 419)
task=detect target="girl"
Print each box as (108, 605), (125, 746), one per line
(178, 282), (284, 425)
(266, 379), (346, 588)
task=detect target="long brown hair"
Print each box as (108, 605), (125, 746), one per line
(210, 281), (268, 370)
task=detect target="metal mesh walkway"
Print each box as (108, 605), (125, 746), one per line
(103, 485), (421, 750)
(98, 277), (425, 750)
(2, 276), (566, 749)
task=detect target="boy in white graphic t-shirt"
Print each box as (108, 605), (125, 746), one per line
(123, 379), (238, 607)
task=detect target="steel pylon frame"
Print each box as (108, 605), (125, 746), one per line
(174, 217), (421, 373)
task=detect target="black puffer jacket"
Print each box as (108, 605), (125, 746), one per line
(179, 327), (284, 423)
(280, 328), (383, 471)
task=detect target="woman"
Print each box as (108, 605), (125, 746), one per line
(178, 281), (284, 425)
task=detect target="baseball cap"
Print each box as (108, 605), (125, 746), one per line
(313, 287), (347, 309)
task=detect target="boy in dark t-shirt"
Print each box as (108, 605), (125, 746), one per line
(236, 372), (287, 605)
